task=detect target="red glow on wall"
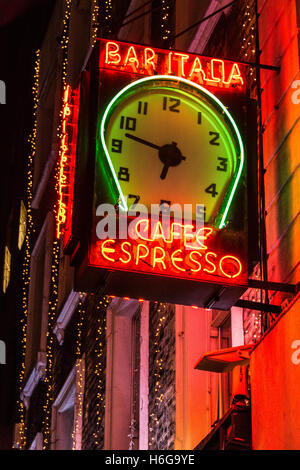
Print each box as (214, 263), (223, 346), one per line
(99, 39), (245, 91)
(90, 219), (247, 285)
(56, 84), (80, 242)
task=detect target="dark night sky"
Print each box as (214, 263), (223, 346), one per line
(0, 0), (54, 217)
(0, 0), (54, 449)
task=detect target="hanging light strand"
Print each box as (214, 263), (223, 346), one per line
(92, 295), (110, 448)
(14, 49), (41, 450)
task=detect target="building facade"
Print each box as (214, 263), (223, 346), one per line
(0, 0), (299, 451)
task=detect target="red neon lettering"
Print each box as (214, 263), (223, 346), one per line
(151, 246), (167, 269)
(105, 41), (121, 65)
(151, 221), (167, 243)
(219, 255), (242, 278)
(120, 241), (132, 264)
(134, 220), (214, 249)
(63, 85), (70, 102)
(144, 47), (156, 71)
(188, 251), (202, 273)
(135, 243), (149, 265)
(189, 57), (206, 81)
(101, 40), (245, 89)
(63, 103), (71, 119)
(203, 251), (217, 274)
(196, 227), (213, 249)
(204, 59), (222, 84)
(168, 52), (173, 74)
(225, 63), (244, 85)
(170, 222), (183, 242)
(93, 238), (244, 282)
(135, 219), (150, 241)
(124, 46), (139, 68)
(174, 53), (189, 77)
(171, 249), (186, 272)
(211, 59), (225, 83)
(101, 239), (116, 262)
(183, 224), (196, 248)
(57, 84), (72, 239)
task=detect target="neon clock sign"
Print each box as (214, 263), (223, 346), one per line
(71, 39), (249, 303)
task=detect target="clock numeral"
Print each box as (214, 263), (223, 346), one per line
(197, 111), (202, 124)
(120, 116), (136, 131)
(111, 139), (123, 153)
(205, 183), (218, 198)
(138, 101), (148, 115)
(209, 131), (220, 146)
(196, 204), (206, 221)
(217, 157), (228, 172)
(118, 167), (130, 182)
(128, 194), (140, 207)
(162, 97), (181, 113)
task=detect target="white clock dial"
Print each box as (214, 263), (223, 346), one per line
(101, 76), (244, 227)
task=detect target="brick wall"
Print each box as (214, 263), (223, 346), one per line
(148, 302), (176, 450)
(81, 295), (108, 450)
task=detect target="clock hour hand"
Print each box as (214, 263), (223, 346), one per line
(125, 134), (186, 180)
(125, 133), (160, 150)
(159, 142), (186, 180)
(160, 164), (170, 180)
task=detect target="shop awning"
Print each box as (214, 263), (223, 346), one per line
(194, 344), (254, 373)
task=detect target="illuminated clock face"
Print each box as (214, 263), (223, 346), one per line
(100, 75), (244, 228)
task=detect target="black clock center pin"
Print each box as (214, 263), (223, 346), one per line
(125, 133), (186, 180)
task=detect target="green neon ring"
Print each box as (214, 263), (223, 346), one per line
(100, 75), (245, 229)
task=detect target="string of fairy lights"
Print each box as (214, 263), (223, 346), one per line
(92, 295), (110, 448)
(240, 2), (257, 91)
(91, 0), (100, 45)
(61, 0), (72, 87)
(41, 0), (73, 448)
(42, 240), (60, 449)
(239, 1), (263, 340)
(72, 295), (86, 450)
(14, 49), (41, 450)
(161, 0), (171, 41)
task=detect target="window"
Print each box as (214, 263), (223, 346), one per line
(29, 433), (43, 450)
(0, 340), (6, 364)
(18, 200), (27, 249)
(2, 246), (11, 293)
(24, 214), (54, 378)
(0, 79), (5, 104)
(105, 299), (142, 450)
(55, 389), (75, 450)
(51, 360), (85, 450)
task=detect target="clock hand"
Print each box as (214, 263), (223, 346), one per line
(159, 142), (186, 180)
(160, 164), (170, 180)
(125, 134), (186, 179)
(125, 133), (160, 150)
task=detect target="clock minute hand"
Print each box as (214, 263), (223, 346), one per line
(125, 133), (161, 150)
